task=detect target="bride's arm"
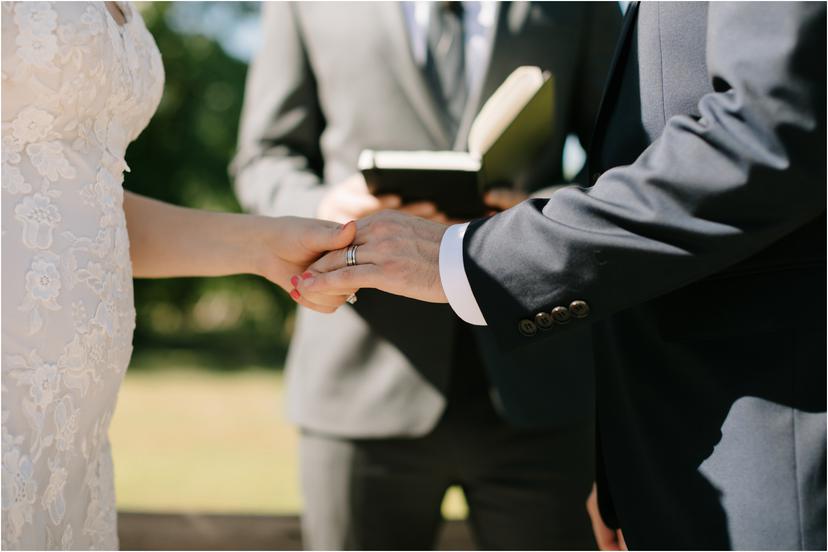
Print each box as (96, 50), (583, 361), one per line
(123, 191), (355, 311)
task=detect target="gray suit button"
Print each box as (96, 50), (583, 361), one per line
(518, 319), (538, 337)
(569, 300), (590, 318)
(551, 306), (571, 324)
(535, 312), (554, 329)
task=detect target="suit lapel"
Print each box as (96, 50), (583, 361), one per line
(588, 1), (640, 166)
(377, 3), (452, 148)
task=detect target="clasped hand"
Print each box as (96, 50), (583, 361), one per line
(289, 210), (451, 312)
(286, 173), (527, 313)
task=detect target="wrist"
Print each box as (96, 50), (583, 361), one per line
(180, 207), (263, 278)
(432, 224), (450, 303)
(438, 222), (487, 324)
(242, 214), (282, 278)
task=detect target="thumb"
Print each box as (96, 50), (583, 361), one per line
(304, 220), (356, 252)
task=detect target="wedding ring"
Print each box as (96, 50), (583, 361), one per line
(346, 244), (359, 267)
(346, 293), (358, 305)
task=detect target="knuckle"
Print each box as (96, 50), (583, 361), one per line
(334, 269), (353, 287)
(375, 238), (394, 256)
(384, 258), (404, 275)
(373, 220), (390, 236)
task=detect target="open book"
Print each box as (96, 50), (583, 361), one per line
(359, 66), (554, 219)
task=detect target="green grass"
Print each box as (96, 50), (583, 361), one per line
(110, 350), (468, 518)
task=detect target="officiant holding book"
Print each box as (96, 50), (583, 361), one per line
(232, 2), (621, 549)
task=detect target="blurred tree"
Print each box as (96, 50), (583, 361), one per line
(124, 3), (294, 367)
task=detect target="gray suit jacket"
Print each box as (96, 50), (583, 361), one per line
(232, 2), (621, 437)
(461, 2), (826, 549)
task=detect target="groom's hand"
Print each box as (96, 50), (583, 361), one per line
(294, 210), (449, 304)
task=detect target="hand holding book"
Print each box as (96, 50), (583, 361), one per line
(316, 173), (458, 225)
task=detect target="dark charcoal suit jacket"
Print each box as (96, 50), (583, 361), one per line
(232, 2), (621, 437)
(461, 2), (826, 549)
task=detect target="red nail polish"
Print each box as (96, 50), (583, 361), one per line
(290, 289), (300, 300)
(290, 276), (299, 287)
(302, 272), (313, 280)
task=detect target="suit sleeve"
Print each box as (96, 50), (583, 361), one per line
(462, 2), (826, 350)
(230, 2), (327, 218)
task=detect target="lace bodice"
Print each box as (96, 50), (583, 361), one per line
(1, 2), (163, 548)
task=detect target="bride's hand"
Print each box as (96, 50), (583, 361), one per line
(255, 217), (357, 312)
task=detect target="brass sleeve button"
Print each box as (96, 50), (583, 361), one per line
(534, 312), (554, 329)
(518, 319), (538, 337)
(569, 300), (590, 318)
(551, 306), (571, 324)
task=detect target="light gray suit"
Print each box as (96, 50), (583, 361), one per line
(232, 2), (621, 549)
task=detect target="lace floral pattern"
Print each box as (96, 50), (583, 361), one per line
(2, 2), (164, 549)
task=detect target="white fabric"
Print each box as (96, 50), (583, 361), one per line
(1, 2), (163, 549)
(402, 1), (497, 99)
(439, 223), (487, 325)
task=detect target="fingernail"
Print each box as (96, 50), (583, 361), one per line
(290, 276), (299, 287)
(302, 272), (313, 280)
(290, 289), (301, 300)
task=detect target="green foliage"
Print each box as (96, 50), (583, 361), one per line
(123, 3), (294, 366)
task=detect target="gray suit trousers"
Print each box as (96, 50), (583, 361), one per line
(299, 393), (596, 551)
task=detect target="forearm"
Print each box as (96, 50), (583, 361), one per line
(124, 191), (267, 279)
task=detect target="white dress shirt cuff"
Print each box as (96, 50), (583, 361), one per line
(439, 223), (488, 326)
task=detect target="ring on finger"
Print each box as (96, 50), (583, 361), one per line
(346, 292), (358, 305)
(346, 244), (359, 267)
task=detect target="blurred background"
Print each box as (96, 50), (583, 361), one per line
(115, 1), (585, 541)
(116, 1), (307, 517)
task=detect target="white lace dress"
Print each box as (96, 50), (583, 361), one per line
(1, 2), (163, 549)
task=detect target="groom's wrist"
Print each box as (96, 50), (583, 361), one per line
(438, 223), (487, 326)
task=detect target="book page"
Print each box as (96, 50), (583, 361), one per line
(467, 66), (546, 158)
(359, 150), (480, 172)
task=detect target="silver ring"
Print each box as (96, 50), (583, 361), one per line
(346, 244), (359, 267)
(346, 293), (358, 305)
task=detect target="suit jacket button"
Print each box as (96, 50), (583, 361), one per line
(551, 306), (571, 324)
(535, 312), (554, 329)
(569, 300), (590, 318)
(518, 319), (538, 337)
